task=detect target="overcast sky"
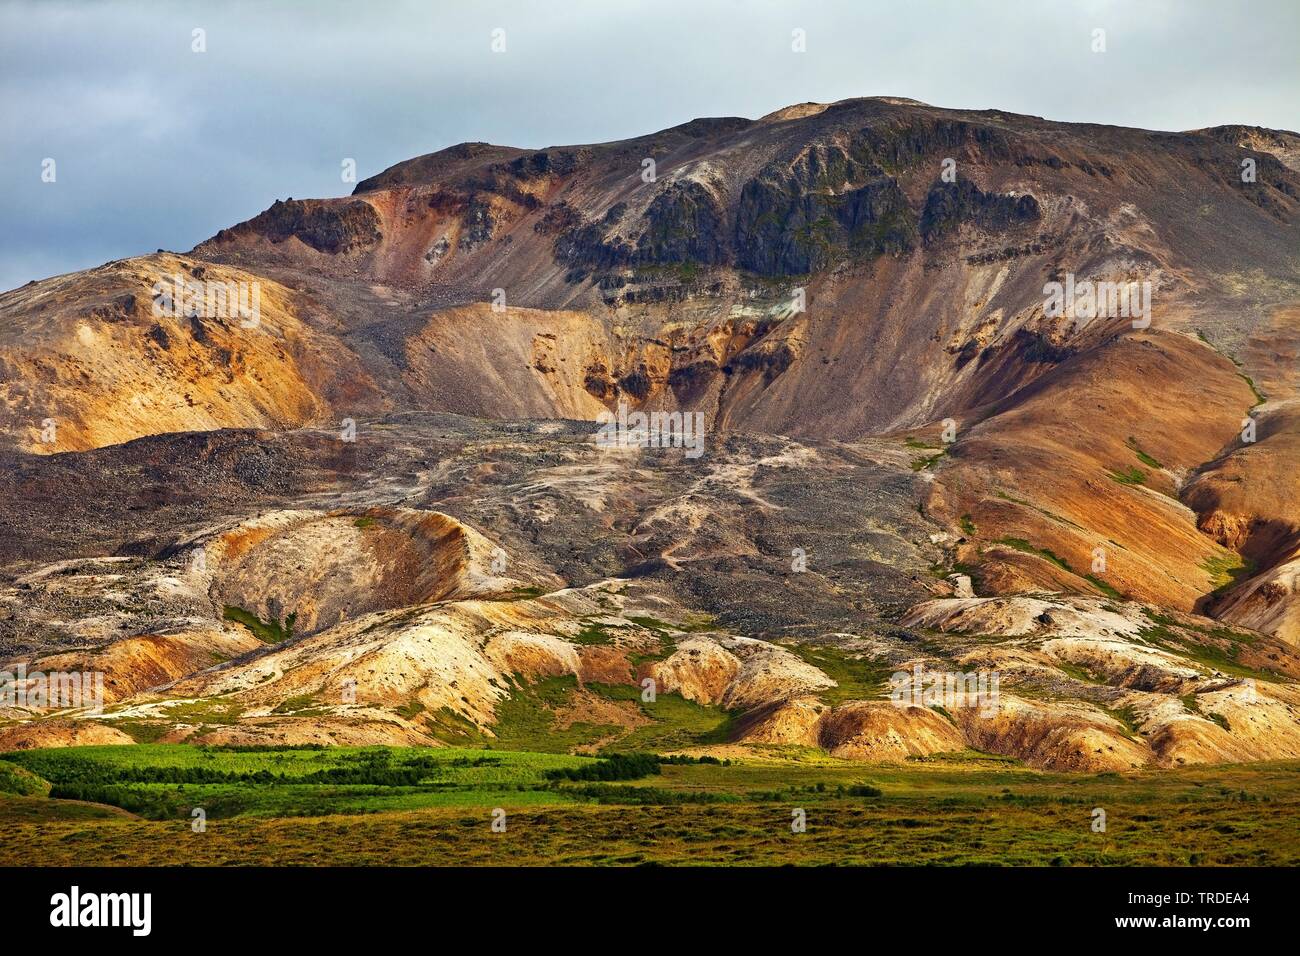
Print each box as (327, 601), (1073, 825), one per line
(2, 0), (1297, 292)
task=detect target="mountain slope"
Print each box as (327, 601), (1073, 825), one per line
(7, 97), (1297, 453)
(3, 97), (1300, 761)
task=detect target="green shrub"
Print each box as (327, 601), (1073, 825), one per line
(0, 760), (52, 797)
(547, 753), (662, 782)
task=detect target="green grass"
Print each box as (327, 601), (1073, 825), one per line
(1054, 661), (1107, 686)
(906, 749), (1019, 765)
(481, 676), (618, 753)
(1138, 609), (1277, 682)
(272, 694), (322, 716)
(1239, 373), (1266, 407)
(395, 700), (425, 720)
(1083, 573), (1123, 601)
(784, 645), (892, 705)
(0, 760), (51, 797)
(103, 697), (247, 743)
(424, 706), (484, 744)
(1201, 553), (1255, 595)
(0, 745), (594, 819)
(570, 620), (624, 646)
(1206, 711), (1231, 732)
(0, 794), (128, 823)
(592, 684), (736, 751)
(1106, 465), (1148, 486)
(959, 514), (977, 536)
(624, 613), (715, 634)
(223, 605), (296, 644)
(506, 586), (546, 600)
(994, 491), (1088, 532)
(627, 642), (678, 668)
(995, 537), (1073, 573)
(107, 720), (174, 744)
(4, 747), (1300, 865)
(911, 451), (945, 472)
(992, 538), (1122, 597)
(626, 615), (674, 633)
(1126, 437), (1164, 470)
(1100, 705), (1142, 741)
(1181, 695), (1232, 732)
(160, 698), (245, 724)
(677, 612), (718, 632)
(473, 674), (738, 754)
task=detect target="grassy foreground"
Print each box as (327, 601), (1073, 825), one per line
(1, 745), (1298, 865)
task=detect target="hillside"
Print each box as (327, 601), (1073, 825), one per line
(2, 97), (1299, 767)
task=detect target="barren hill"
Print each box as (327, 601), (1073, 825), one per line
(2, 97), (1299, 766)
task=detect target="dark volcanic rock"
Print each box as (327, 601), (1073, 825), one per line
(215, 198), (383, 254)
(919, 178), (1041, 245)
(734, 143), (917, 276)
(635, 181), (729, 265)
(458, 196), (496, 250)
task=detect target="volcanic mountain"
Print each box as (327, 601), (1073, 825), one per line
(2, 96), (1299, 769)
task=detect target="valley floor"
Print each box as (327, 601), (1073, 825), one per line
(2, 745), (1297, 866)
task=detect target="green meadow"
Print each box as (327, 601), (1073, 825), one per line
(2, 745), (1299, 865)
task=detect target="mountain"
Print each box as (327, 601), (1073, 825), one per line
(2, 97), (1299, 769)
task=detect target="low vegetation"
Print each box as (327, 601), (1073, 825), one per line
(1201, 553), (1255, 595)
(995, 537), (1072, 572)
(222, 605), (296, 644)
(1106, 465), (1148, 486)
(1126, 436), (1163, 470)
(3, 745), (1299, 865)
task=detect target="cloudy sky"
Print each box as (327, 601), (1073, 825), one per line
(2, 0), (1297, 291)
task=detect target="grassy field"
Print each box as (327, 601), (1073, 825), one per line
(420, 675), (738, 753)
(2, 745), (1299, 865)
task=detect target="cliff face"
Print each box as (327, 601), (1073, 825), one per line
(212, 198), (384, 255)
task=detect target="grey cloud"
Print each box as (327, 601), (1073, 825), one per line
(2, 0), (1296, 291)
